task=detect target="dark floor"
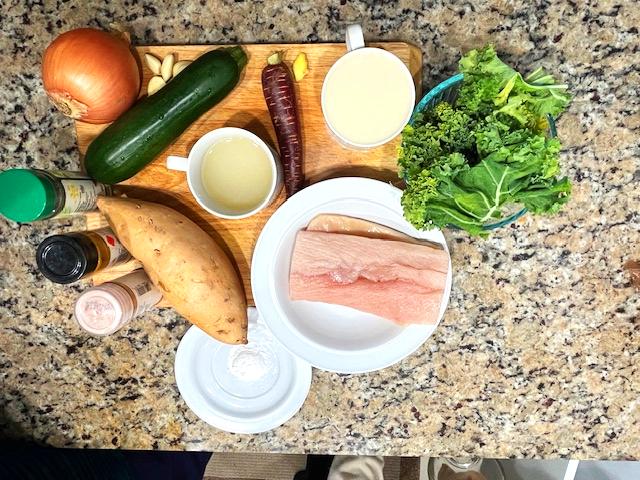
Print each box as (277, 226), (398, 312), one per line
(0, 443), (212, 480)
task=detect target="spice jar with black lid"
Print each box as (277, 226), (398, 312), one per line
(36, 228), (131, 284)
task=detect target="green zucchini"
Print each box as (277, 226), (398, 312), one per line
(85, 46), (247, 184)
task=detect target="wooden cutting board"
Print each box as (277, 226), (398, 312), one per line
(78, 42), (422, 304)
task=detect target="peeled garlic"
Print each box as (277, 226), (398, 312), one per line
(161, 53), (174, 82)
(172, 60), (191, 77)
(145, 53), (161, 75)
(292, 52), (309, 81)
(147, 75), (166, 95)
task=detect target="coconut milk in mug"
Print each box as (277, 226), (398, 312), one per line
(321, 24), (416, 149)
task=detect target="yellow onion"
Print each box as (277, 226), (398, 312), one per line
(42, 28), (140, 124)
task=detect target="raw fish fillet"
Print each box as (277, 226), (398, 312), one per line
(307, 214), (443, 249)
(289, 230), (448, 325)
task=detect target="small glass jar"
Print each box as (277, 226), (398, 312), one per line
(36, 228), (132, 284)
(74, 270), (162, 335)
(0, 169), (111, 223)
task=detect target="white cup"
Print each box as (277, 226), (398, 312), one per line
(321, 24), (416, 149)
(166, 127), (283, 219)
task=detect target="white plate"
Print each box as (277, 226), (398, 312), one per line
(174, 308), (312, 434)
(251, 177), (452, 373)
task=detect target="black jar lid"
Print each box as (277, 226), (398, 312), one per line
(36, 234), (98, 284)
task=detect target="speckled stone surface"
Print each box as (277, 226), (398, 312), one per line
(0, 0), (638, 460)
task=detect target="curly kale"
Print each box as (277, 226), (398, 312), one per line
(398, 102), (476, 179)
(398, 45), (572, 235)
(458, 45), (571, 131)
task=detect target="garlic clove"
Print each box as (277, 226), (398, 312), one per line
(145, 53), (162, 75)
(147, 75), (166, 95)
(161, 54), (174, 82)
(172, 60), (191, 77)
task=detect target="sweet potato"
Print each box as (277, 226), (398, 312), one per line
(97, 196), (247, 344)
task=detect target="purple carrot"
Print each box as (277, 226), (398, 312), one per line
(261, 51), (304, 197)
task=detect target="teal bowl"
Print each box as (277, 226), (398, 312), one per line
(409, 73), (557, 231)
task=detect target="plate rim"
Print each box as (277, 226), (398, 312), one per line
(174, 323), (312, 434)
(251, 177), (452, 374)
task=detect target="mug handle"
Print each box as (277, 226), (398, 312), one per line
(346, 24), (365, 52)
(166, 155), (188, 171)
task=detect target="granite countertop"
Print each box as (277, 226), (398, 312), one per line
(0, 0), (638, 460)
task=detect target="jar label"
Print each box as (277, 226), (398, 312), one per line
(94, 228), (131, 267)
(60, 179), (108, 215)
(115, 270), (162, 316)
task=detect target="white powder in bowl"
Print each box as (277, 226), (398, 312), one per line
(228, 346), (272, 381)
(226, 322), (279, 382)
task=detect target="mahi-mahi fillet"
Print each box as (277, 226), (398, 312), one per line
(289, 230), (448, 325)
(307, 213), (443, 249)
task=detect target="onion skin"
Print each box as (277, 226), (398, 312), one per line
(42, 28), (140, 124)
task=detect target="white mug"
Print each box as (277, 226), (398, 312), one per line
(166, 127), (283, 219)
(321, 24), (416, 149)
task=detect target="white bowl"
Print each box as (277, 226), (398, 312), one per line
(251, 178), (452, 373)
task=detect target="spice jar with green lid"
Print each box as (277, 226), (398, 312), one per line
(0, 169), (111, 223)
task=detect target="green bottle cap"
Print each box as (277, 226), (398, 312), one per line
(0, 169), (57, 222)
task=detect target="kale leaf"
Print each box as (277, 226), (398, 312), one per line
(398, 45), (572, 235)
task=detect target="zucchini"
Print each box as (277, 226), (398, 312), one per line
(85, 46), (248, 184)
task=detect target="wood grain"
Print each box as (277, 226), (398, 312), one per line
(79, 42), (422, 304)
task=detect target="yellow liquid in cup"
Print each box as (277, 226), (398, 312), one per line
(323, 49), (414, 145)
(201, 136), (273, 215)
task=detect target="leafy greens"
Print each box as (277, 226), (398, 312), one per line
(399, 45), (572, 235)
